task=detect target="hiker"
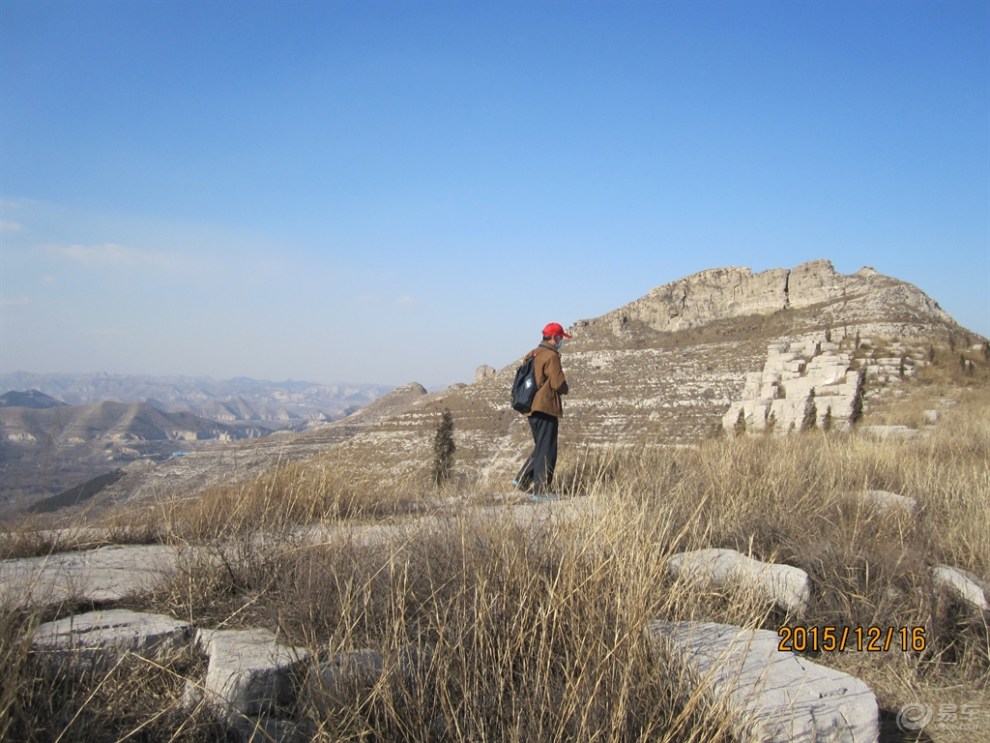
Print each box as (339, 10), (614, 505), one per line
(515, 322), (571, 497)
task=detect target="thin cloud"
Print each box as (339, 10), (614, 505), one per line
(0, 220), (23, 233)
(41, 242), (147, 267)
(37, 241), (199, 275)
(0, 295), (30, 308)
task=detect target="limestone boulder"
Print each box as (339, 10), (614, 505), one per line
(667, 548), (810, 616)
(858, 425), (919, 440)
(306, 648), (386, 712)
(647, 620), (879, 743)
(192, 627), (311, 727)
(721, 335), (865, 435)
(474, 365), (496, 383)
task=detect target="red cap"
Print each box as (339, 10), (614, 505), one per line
(542, 322), (572, 339)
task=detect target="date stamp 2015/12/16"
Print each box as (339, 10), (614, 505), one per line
(777, 625), (927, 653)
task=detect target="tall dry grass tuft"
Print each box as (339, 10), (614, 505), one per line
(2, 635), (220, 742)
(154, 450), (441, 543)
(0, 608), (39, 742)
(144, 499), (737, 742)
(0, 514), (169, 561)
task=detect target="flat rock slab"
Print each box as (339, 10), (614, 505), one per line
(647, 620), (879, 743)
(931, 565), (989, 613)
(194, 627), (311, 722)
(667, 548), (810, 616)
(32, 608), (193, 668)
(0, 544), (182, 609)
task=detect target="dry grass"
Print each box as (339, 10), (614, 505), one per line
(132, 499), (739, 741)
(150, 450), (443, 544)
(0, 514), (170, 562)
(551, 382), (990, 741)
(1, 355), (988, 741)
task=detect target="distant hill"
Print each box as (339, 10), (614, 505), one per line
(27, 469), (126, 514)
(0, 400), (267, 513)
(0, 373), (393, 429)
(0, 381), (441, 517)
(0, 400), (258, 444)
(10, 260), (989, 520)
(0, 390), (66, 409)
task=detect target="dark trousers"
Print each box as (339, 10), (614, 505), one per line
(517, 412), (559, 495)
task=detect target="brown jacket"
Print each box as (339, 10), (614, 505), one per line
(528, 342), (569, 418)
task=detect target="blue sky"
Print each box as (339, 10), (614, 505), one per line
(2, 0), (987, 388)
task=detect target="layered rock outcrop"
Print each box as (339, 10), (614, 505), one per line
(583, 260), (954, 339)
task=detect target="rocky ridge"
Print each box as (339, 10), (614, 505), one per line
(580, 261), (953, 340)
(1, 400), (258, 446)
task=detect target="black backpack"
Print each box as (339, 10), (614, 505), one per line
(511, 354), (538, 413)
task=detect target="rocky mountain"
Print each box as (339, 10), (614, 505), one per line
(12, 260), (988, 519)
(1, 400), (258, 445)
(0, 373), (393, 429)
(579, 262), (952, 339)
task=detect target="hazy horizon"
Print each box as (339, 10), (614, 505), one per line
(3, 1), (987, 388)
(2, 258), (988, 391)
